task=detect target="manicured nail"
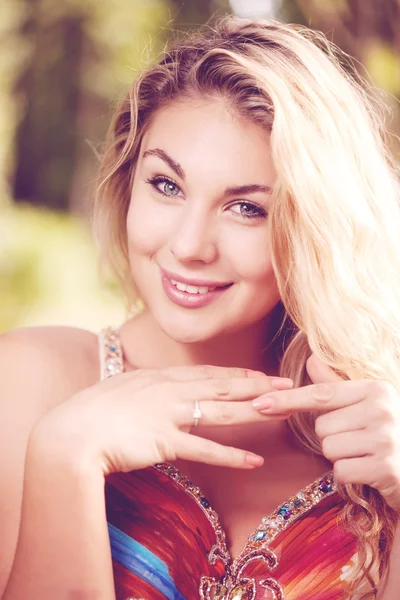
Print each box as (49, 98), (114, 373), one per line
(245, 453), (264, 467)
(271, 377), (293, 390)
(252, 396), (274, 410)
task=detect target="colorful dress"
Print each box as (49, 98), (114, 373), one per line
(100, 328), (362, 600)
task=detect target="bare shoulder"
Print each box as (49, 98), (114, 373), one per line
(0, 325), (100, 407)
(0, 325), (102, 593)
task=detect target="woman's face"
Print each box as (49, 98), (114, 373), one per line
(127, 98), (280, 343)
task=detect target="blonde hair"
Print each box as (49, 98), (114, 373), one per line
(93, 15), (400, 597)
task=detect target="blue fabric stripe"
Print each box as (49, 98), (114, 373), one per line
(108, 522), (186, 600)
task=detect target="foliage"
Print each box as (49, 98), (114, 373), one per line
(1, 0), (400, 332)
(0, 199), (125, 333)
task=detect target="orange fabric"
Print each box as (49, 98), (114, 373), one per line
(106, 467), (359, 600)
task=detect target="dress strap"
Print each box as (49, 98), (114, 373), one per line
(98, 327), (125, 380)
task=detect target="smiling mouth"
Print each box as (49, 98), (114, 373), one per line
(160, 267), (233, 308)
(168, 278), (232, 295)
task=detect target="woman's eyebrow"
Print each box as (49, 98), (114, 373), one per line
(142, 148), (272, 196)
(223, 184), (272, 196)
(142, 148), (185, 180)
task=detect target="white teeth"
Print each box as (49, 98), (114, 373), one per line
(176, 281), (187, 292)
(184, 284), (196, 293)
(170, 279), (215, 294)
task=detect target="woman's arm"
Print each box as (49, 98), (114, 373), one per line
(1, 328), (282, 599)
(377, 523), (400, 600)
(0, 327), (100, 597)
(3, 431), (115, 600)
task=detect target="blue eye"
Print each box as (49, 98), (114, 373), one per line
(145, 177), (267, 221)
(230, 202), (267, 220)
(146, 176), (181, 197)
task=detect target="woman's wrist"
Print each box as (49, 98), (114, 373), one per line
(4, 424), (113, 600)
(27, 407), (104, 479)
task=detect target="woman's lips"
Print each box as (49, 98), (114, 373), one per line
(161, 271), (232, 309)
(161, 266), (231, 288)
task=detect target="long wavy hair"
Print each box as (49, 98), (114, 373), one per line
(93, 15), (400, 597)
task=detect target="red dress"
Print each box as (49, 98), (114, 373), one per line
(100, 328), (362, 600)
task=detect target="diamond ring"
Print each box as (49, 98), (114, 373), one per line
(192, 399), (202, 428)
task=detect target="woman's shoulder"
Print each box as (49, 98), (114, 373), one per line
(0, 325), (102, 412)
(0, 325), (106, 595)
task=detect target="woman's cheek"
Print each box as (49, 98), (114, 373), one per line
(223, 230), (274, 282)
(127, 199), (172, 255)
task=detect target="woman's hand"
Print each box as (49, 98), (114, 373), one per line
(253, 355), (400, 512)
(31, 365), (293, 477)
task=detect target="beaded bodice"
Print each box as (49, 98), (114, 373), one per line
(99, 327), (361, 600)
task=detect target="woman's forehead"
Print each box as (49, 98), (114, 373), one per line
(141, 99), (276, 184)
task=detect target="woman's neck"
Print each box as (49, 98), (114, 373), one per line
(120, 308), (281, 375)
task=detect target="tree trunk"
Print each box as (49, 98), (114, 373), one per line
(13, 2), (84, 211)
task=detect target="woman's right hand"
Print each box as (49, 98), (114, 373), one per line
(31, 365), (293, 476)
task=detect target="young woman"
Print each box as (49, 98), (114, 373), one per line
(1, 15), (400, 600)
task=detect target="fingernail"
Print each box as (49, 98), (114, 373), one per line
(247, 370), (266, 377)
(271, 377), (293, 390)
(252, 396), (274, 410)
(245, 453), (264, 467)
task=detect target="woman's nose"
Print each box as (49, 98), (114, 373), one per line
(169, 205), (218, 264)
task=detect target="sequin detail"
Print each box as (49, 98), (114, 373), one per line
(243, 474), (336, 550)
(155, 462), (231, 570)
(99, 327), (124, 380)
(155, 464), (337, 600)
(101, 330), (340, 600)
(200, 547), (283, 600)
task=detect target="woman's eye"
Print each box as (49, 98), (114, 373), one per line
(230, 202), (267, 220)
(146, 176), (181, 197)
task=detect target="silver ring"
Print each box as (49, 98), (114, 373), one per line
(192, 399), (202, 428)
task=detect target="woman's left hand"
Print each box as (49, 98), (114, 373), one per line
(253, 355), (400, 513)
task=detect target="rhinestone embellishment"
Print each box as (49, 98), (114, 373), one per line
(246, 474), (336, 550)
(100, 327), (124, 380)
(155, 462), (231, 569)
(155, 463), (337, 600)
(101, 329), (338, 600)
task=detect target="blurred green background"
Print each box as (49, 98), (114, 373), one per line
(1, 0), (399, 333)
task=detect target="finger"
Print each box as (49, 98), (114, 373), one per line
(175, 376), (284, 406)
(190, 399), (290, 427)
(172, 377), (287, 427)
(321, 430), (371, 463)
(315, 403), (369, 438)
(160, 365), (251, 382)
(333, 456), (377, 486)
(160, 364), (292, 388)
(128, 366), (254, 384)
(253, 379), (371, 415)
(173, 431), (264, 469)
(127, 367), (290, 394)
(306, 354), (344, 384)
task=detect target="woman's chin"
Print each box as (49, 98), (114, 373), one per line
(158, 315), (221, 345)
(163, 326), (214, 345)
